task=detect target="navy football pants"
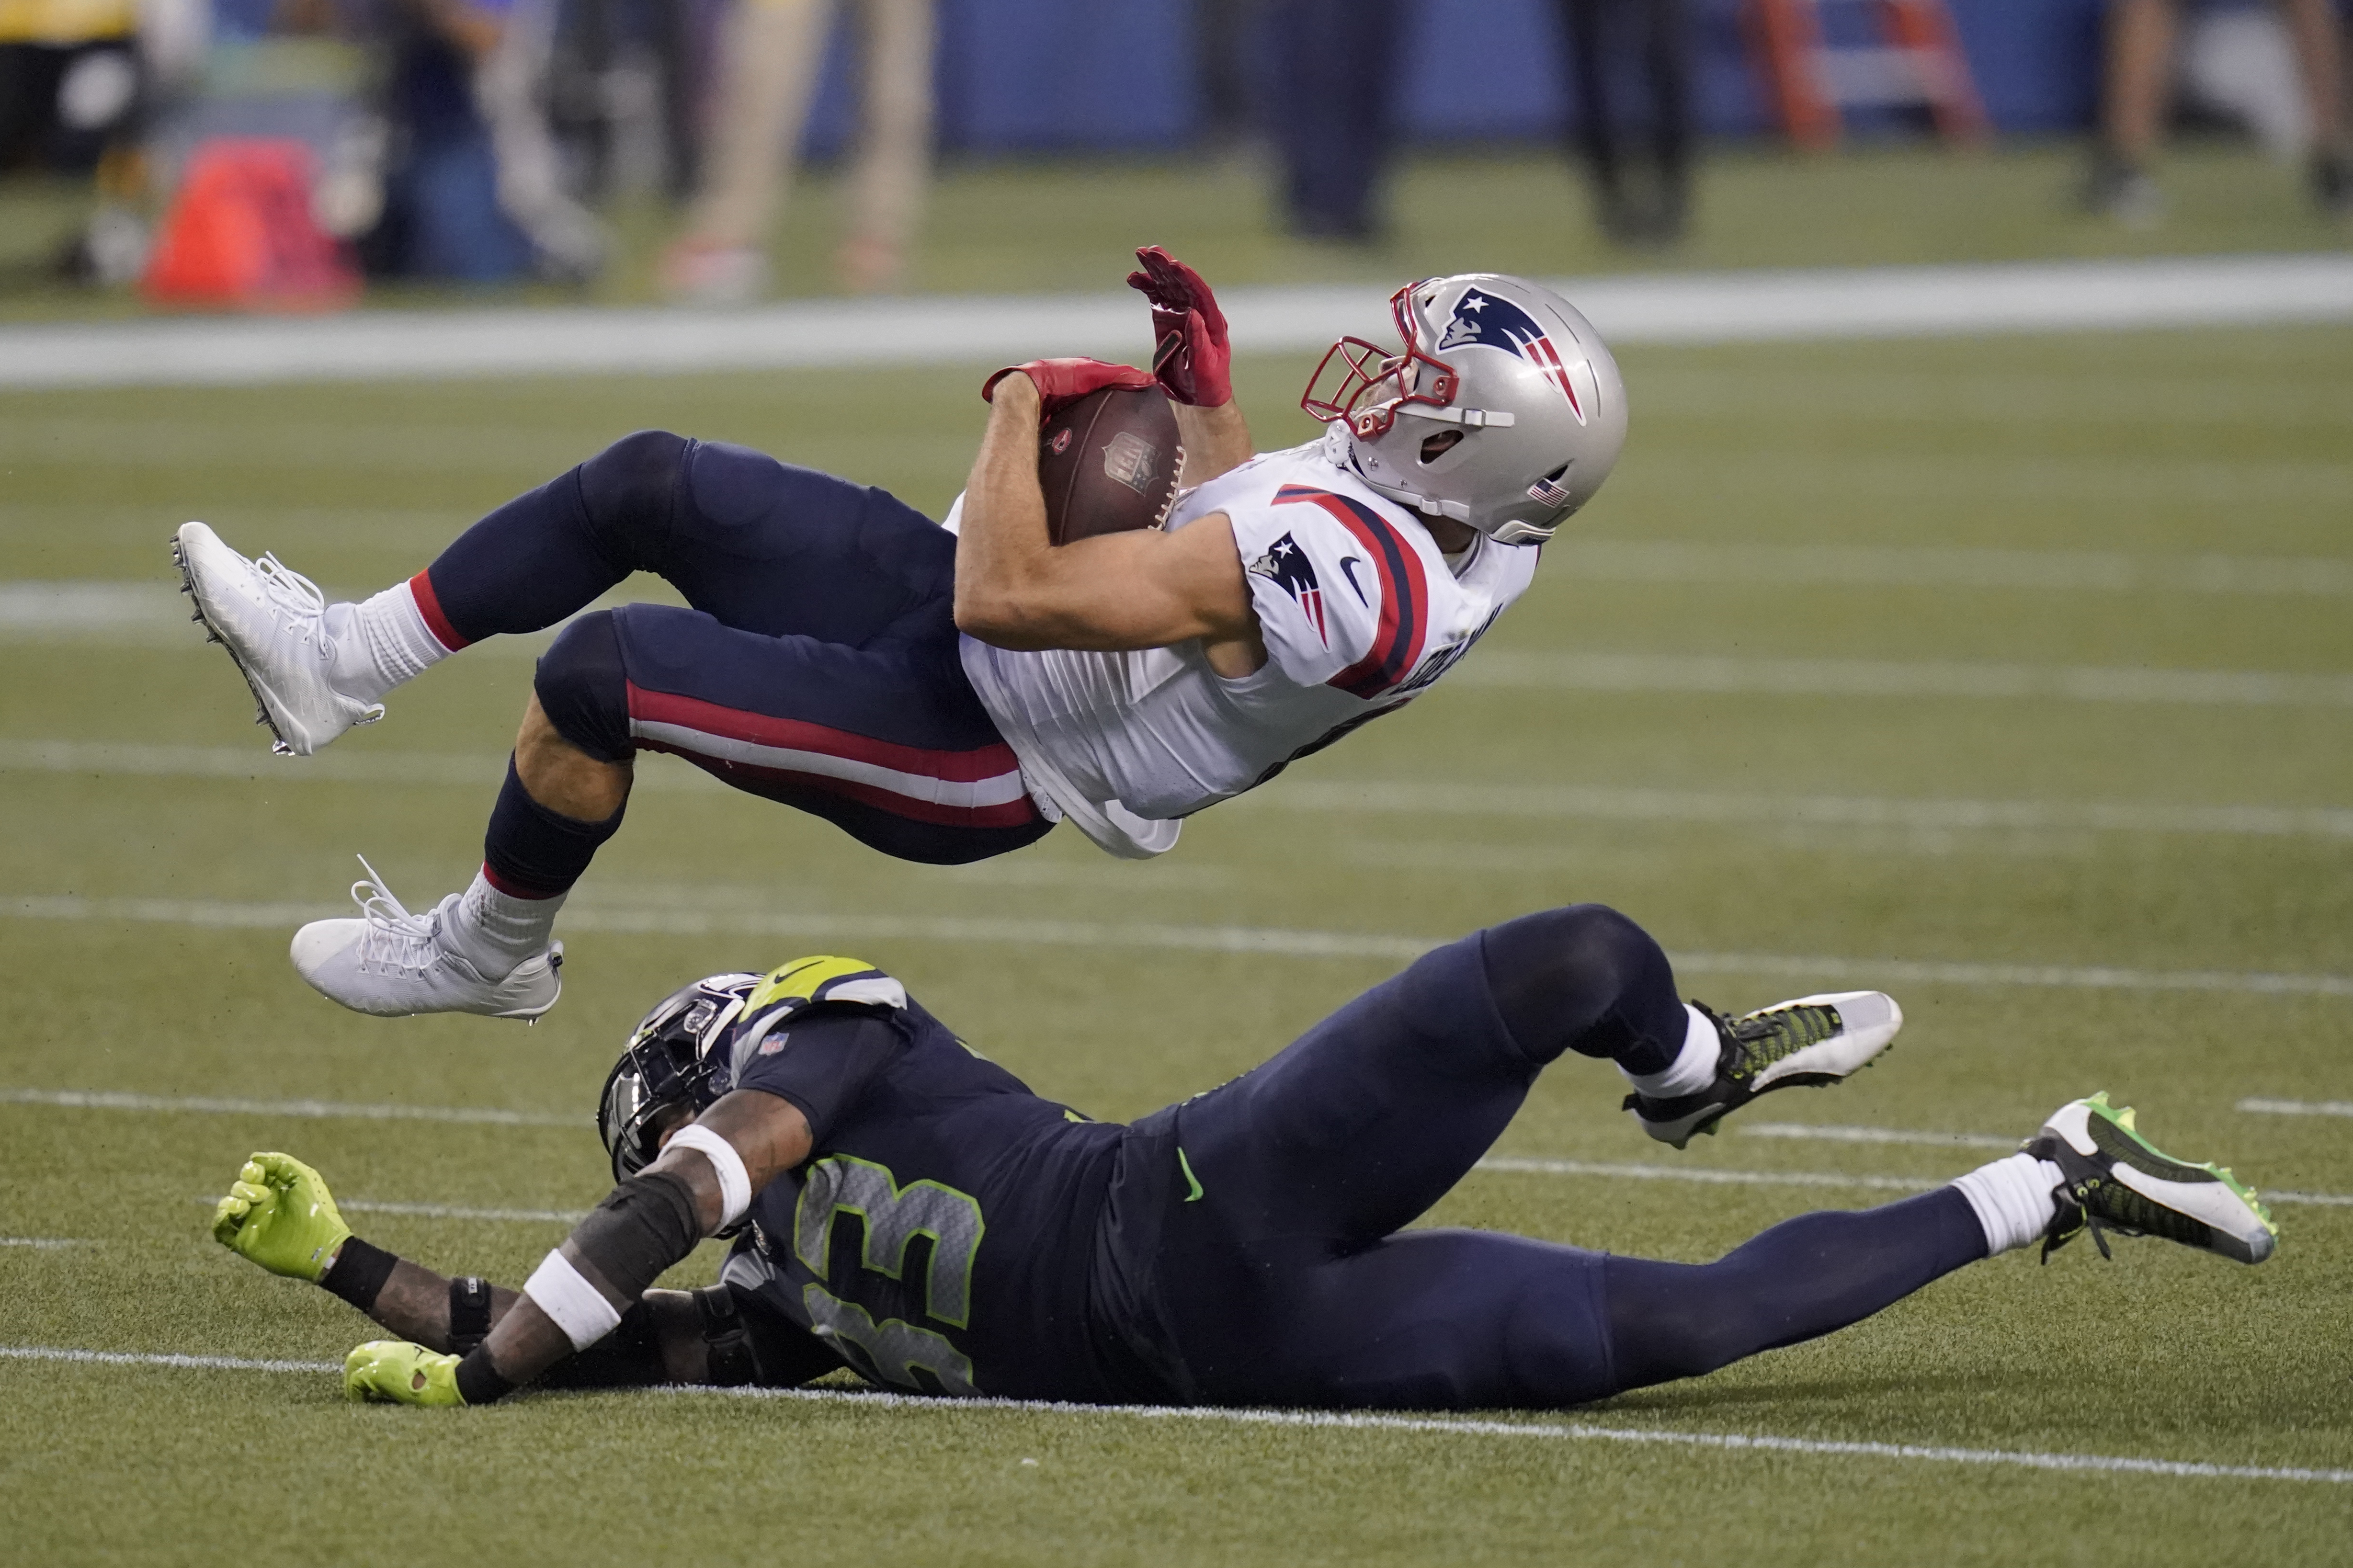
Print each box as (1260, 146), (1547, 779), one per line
(418, 431), (1051, 865)
(1124, 905), (1987, 1409)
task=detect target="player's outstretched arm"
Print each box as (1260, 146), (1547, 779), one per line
(956, 371), (1260, 657)
(403, 1088), (813, 1406)
(211, 1152), (743, 1405)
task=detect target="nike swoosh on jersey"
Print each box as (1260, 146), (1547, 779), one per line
(1337, 556), (1369, 603)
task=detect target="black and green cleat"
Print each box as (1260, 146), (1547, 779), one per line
(2026, 1092), (2278, 1265)
(1624, 990), (1903, 1150)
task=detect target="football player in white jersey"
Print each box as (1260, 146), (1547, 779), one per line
(170, 251), (1627, 1023)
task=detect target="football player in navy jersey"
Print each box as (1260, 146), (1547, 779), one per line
(170, 253), (1628, 1026)
(214, 905), (2275, 1411)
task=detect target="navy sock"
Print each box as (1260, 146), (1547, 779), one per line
(1478, 904), (1688, 1073)
(482, 757), (624, 899)
(1601, 1188), (1989, 1392)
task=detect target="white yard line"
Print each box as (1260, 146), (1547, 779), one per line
(1451, 652), (2353, 708)
(2239, 1098), (2353, 1118)
(0, 1238), (98, 1249)
(1546, 543), (2353, 597)
(11, 738), (2353, 842)
(182, 1194), (585, 1223)
(0, 1087), (578, 1125)
(7, 893), (2350, 999)
(0, 1345), (340, 1374)
(1470, 1156), (2352, 1208)
(3, 255), (2350, 390)
(1, 1341), (2342, 1484)
(1739, 1122), (2018, 1150)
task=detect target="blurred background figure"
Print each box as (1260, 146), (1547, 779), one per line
(546, 0), (695, 203)
(2088, 0), (2352, 224)
(1557, 0), (1694, 245)
(0, 0), (202, 280)
(660, 0), (933, 304)
(1264, 0), (1396, 241)
(359, 0), (605, 281)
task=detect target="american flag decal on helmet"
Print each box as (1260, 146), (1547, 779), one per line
(1435, 290), (1587, 424)
(1527, 470), (1574, 508)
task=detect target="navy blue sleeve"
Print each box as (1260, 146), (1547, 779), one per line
(728, 1005), (907, 1146)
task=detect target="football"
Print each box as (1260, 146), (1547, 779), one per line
(1037, 385), (1185, 545)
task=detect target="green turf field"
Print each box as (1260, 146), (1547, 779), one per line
(4, 136), (2350, 320)
(2, 327), (2350, 1564)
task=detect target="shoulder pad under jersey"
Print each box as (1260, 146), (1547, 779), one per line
(734, 955), (907, 1052)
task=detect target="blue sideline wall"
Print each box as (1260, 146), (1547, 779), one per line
(800, 0), (2109, 155)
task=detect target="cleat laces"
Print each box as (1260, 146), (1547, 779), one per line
(1722, 1001), (1842, 1082)
(346, 857), (449, 979)
(251, 552), (332, 653)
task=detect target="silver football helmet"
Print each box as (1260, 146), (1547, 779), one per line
(1303, 274), (1627, 545)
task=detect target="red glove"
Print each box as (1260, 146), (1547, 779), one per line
(981, 357), (1157, 417)
(1126, 246), (1232, 407)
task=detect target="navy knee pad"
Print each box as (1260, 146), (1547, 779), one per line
(1480, 904), (1686, 1069)
(575, 430), (692, 570)
(535, 610), (634, 763)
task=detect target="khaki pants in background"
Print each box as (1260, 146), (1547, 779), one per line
(686, 0), (934, 286)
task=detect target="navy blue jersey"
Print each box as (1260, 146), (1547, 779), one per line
(709, 957), (1125, 1401)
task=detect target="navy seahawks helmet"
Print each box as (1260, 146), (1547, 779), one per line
(596, 972), (761, 1182)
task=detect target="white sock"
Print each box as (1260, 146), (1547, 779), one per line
(326, 581), (452, 704)
(1951, 1152), (2065, 1255)
(444, 870), (563, 979)
(1619, 1004), (1721, 1101)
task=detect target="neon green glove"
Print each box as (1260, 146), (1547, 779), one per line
(210, 1151), (351, 1282)
(344, 1341), (465, 1407)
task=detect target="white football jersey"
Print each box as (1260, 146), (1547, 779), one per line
(956, 441), (1538, 857)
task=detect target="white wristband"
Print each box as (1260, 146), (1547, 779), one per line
(666, 1123), (752, 1228)
(523, 1249), (623, 1351)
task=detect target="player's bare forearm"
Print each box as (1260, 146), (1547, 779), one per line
(956, 375), (1256, 653)
(1173, 398), (1253, 488)
(337, 1254), (522, 1352)
(473, 1090), (813, 1391)
(954, 374), (1057, 637)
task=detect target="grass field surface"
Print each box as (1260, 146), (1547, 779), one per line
(2, 325), (2350, 1564)
(4, 137), (2350, 322)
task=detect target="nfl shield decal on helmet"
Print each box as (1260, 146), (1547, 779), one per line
(1246, 531), (1327, 645)
(1435, 289), (1586, 423)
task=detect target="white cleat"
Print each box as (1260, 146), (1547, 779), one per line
(172, 521), (382, 757)
(1626, 990), (1904, 1148)
(2025, 1092), (2277, 1265)
(291, 860), (562, 1020)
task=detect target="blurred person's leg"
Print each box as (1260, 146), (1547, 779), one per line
(2087, 0), (2175, 225)
(666, 0), (833, 301)
(836, 0), (932, 293)
(2277, 0), (2351, 213)
(1267, 0), (1397, 240)
(1561, 0), (1627, 233)
(477, 0), (609, 279)
(1559, 0), (1691, 246)
(652, 0), (699, 199)
(1640, 0), (1693, 240)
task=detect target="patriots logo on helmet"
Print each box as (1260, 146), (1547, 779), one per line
(1246, 532), (1327, 645)
(1434, 290), (1586, 424)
